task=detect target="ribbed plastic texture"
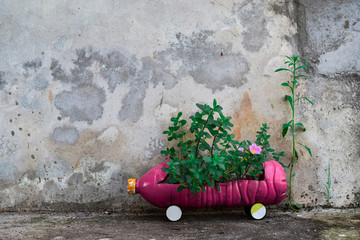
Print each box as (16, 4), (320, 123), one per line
(133, 157), (287, 208)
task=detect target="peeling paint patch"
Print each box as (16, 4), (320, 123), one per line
(54, 35), (68, 52)
(0, 71), (6, 90)
(0, 162), (17, 181)
(190, 55), (249, 92)
(318, 40), (360, 76)
(118, 86), (146, 121)
(67, 173), (84, 186)
(97, 127), (119, 144)
(145, 137), (165, 159)
(54, 84), (106, 124)
(50, 49), (94, 86)
(50, 48), (138, 91)
(237, 2), (268, 52)
(95, 50), (138, 92)
(160, 30), (249, 91)
(89, 161), (109, 173)
(52, 126), (80, 146)
(19, 89), (42, 109)
(34, 72), (49, 90)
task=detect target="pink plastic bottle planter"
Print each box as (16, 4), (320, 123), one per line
(128, 157), (287, 221)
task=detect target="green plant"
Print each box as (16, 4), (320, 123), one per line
(275, 56), (313, 209)
(161, 99), (284, 194)
(324, 161), (331, 206)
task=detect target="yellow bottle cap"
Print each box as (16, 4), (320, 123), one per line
(127, 178), (137, 195)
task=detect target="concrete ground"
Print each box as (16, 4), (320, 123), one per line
(0, 208), (359, 240)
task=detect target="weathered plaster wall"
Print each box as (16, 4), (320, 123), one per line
(291, 0), (360, 207)
(0, 0), (358, 211)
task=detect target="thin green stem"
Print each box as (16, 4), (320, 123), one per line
(289, 59), (296, 206)
(195, 109), (214, 158)
(210, 122), (223, 158)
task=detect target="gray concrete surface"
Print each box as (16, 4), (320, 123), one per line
(0, 0), (359, 211)
(0, 208), (359, 240)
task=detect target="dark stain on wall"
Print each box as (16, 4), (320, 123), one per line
(67, 172), (83, 186)
(237, 1), (269, 52)
(50, 29), (249, 122)
(270, 1), (288, 15)
(50, 48), (138, 90)
(52, 126), (80, 146)
(23, 58), (42, 71)
(54, 84), (106, 124)
(89, 161), (109, 173)
(159, 30), (249, 92)
(94, 50), (139, 92)
(0, 71), (6, 90)
(50, 59), (68, 82)
(294, 0), (360, 60)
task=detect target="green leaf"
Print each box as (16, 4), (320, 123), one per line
(213, 105), (223, 113)
(213, 99), (217, 108)
(294, 149), (298, 159)
(297, 142), (312, 157)
(179, 119), (187, 126)
(285, 95), (294, 110)
(206, 178), (215, 188)
(281, 82), (293, 90)
(196, 103), (204, 111)
(293, 56), (299, 62)
(286, 56), (293, 62)
(216, 183), (221, 192)
(275, 68), (292, 73)
(203, 156), (212, 163)
(303, 97), (314, 105)
(295, 122), (306, 131)
(218, 163), (225, 170)
(177, 185), (185, 192)
(295, 74), (310, 79)
(282, 124), (289, 137)
(295, 65), (309, 71)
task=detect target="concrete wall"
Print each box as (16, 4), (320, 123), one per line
(0, 0), (358, 211)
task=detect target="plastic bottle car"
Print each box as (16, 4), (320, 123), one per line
(128, 157), (287, 221)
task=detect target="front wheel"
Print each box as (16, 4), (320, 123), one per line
(248, 203), (266, 220)
(166, 205), (182, 222)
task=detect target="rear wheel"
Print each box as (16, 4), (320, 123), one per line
(249, 203), (266, 220)
(166, 205), (182, 222)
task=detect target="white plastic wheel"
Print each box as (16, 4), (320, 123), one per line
(166, 205), (182, 222)
(250, 203), (266, 220)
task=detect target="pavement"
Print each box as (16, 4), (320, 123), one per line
(0, 208), (359, 240)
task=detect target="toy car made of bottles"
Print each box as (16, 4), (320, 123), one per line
(128, 157), (287, 221)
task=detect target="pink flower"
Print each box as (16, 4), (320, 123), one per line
(237, 146), (244, 152)
(249, 143), (261, 154)
(206, 145), (213, 151)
